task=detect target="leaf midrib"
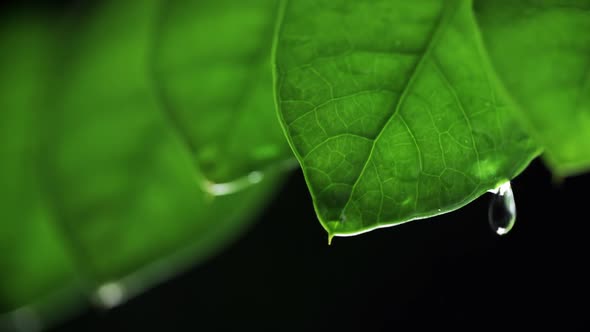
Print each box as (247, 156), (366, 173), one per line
(336, 0), (460, 228)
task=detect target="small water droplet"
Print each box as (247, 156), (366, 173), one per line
(93, 282), (126, 309)
(488, 181), (516, 236)
(247, 171), (264, 184)
(203, 171), (265, 196)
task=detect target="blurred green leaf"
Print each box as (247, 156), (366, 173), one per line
(274, 0), (539, 237)
(474, 0), (590, 177)
(154, 0), (292, 184)
(0, 0), (291, 322)
(0, 11), (81, 317)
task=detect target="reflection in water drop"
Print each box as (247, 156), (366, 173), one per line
(488, 181), (516, 236)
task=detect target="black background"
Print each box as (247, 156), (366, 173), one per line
(49, 160), (590, 331)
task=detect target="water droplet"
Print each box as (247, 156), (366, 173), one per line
(93, 282), (126, 309)
(203, 171), (265, 196)
(247, 171), (264, 184)
(488, 181), (516, 236)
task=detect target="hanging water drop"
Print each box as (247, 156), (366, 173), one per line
(487, 181), (516, 236)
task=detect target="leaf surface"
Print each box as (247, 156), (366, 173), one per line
(0, 12), (80, 315)
(275, 0), (539, 236)
(153, 0), (293, 184)
(0, 0), (288, 320)
(474, 0), (590, 176)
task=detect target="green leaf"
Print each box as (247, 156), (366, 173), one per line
(0, 0), (289, 318)
(0, 12), (81, 315)
(153, 0), (293, 184)
(474, 0), (590, 176)
(274, 0), (539, 237)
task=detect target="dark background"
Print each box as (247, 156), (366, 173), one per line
(49, 160), (590, 331)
